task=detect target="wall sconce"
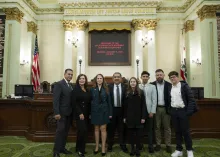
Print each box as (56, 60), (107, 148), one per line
(68, 36), (78, 48)
(20, 59), (29, 65)
(192, 58), (201, 65)
(136, 56), (140, 80)
(79, 56), (82, 74)
(142, 36), (152, 48)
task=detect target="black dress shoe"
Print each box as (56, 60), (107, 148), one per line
(139, 144), (143, 150)
(60, 148), (72, 154)
(148, 147), (154, 154)
(154, 145), (161, 152)
(120, 145), (128, 153)
(130, 149), (135, 156)
(53, 153), (60, 157)
(107, 146), (112, 152)
(166, 146), (172, 153)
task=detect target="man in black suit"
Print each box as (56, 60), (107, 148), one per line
(107, 72), (128, 152)
(151, 69), (172, 153)
(53, 69), (74, 157)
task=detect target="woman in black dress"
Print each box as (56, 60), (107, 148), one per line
(123, 77), (146, 157)
(72, 74), (91, 157)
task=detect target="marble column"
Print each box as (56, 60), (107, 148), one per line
(74, 20), (88, 77)
(27, 22), (37, 84)
(197, 5), (220, 98)
(131, 19), (144, 80)
(62, 20), (75, 71)
(2, 7), (24, 96)
(184, 20), (195, 86)
(145, 20), (157, 81)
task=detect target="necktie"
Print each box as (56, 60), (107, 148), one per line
(116, 85), (121, 107)
(68, 83), (73, 90)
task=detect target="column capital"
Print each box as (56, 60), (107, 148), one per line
(62, 20), (75, 31)
(184, 20), (194, 33)
(3, 7), (24, 23)
(197, 5), (220, 21)
(27, 21), (37, 34)
(131, 19), (145, 31)
(144, 19), (158, 30)
(73, 20), (89, 31)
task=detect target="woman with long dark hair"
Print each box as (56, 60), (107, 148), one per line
(123, 77), (146, 157)
(72, 74), (91, 157)
(90, 74), (112, 156)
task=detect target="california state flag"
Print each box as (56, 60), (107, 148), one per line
(180, 31), (187, 81)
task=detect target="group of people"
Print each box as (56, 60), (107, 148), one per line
(52, 68), (198, 157)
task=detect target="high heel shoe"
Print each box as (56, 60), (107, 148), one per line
(93, 150), (99, 154)
(101, 152), (106, 156)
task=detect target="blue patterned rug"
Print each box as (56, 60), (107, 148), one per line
(0, 136), (220, 157)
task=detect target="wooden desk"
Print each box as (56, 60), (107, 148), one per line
(0, 98), (219, 142)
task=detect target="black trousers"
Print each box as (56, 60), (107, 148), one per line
(54, 115), (71, 153)
(171, 108), (193, 151)
(107, 107), (127, 147)
(128, 128), (142, 149)
(76, 119), (88, 154)
(145, 114), (154, 148)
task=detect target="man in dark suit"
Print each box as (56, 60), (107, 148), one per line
(168, 71), (197, 157)
(53, 69), (74, 157)
(107, 72), (128, 152)
(151, 69), (172, 153)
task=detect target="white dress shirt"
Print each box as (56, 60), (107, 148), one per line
(156, 81), (165, 106)
(171, 82), (185, 108)
(114, 83), (122, 107)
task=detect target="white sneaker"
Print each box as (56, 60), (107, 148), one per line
(187, 150), (194, 157)
(171, 150), (183, 157)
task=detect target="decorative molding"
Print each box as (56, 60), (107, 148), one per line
(27, 21), (37, 34)
(157, 0), (196, 13)
(64, 8), (156, 16)
(60, 1), (162, 8)
(131, 19), (145, 31)
(184, 20), (194, 33)
(62, 20), (75, 31)
(197, 5), (220, 21)
(144, 19), (158, 30)
(3, 7), (24, 23)
(73, 20), (89, 31)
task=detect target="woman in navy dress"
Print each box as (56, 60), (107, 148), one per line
(90, 74), (112, 156)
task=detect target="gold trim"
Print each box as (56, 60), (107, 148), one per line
(73, 20), (89, 31)
(60, 1), (162, 8)
(27, 21), (37, 34)
(197, 5), (220, 21)
(89, 22), (131, 31)
(157, 0), (196, 13)
(3, 7), (24, 23)
(184, 20), (194, 33)
(62, 20), (75, 31)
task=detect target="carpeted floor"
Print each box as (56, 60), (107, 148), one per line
(0, 136), (220, 157)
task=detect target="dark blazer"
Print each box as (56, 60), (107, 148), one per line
(53, 79), (73, 116)
(169, 81), (198, 116)
(90, 87), (112, 125)
(72, 86), (91, 120)
(108, 83), (127, 108)
(124, 90), (147, 128)
(151, 81), (172, 114)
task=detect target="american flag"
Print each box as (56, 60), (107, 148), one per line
(32, 36), (40, 91)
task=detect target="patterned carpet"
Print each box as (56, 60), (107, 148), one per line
(0, 136), (220, 157)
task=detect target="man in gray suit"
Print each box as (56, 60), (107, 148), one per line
(53, 69), (73, 157)
(139, 71), (157, 153)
